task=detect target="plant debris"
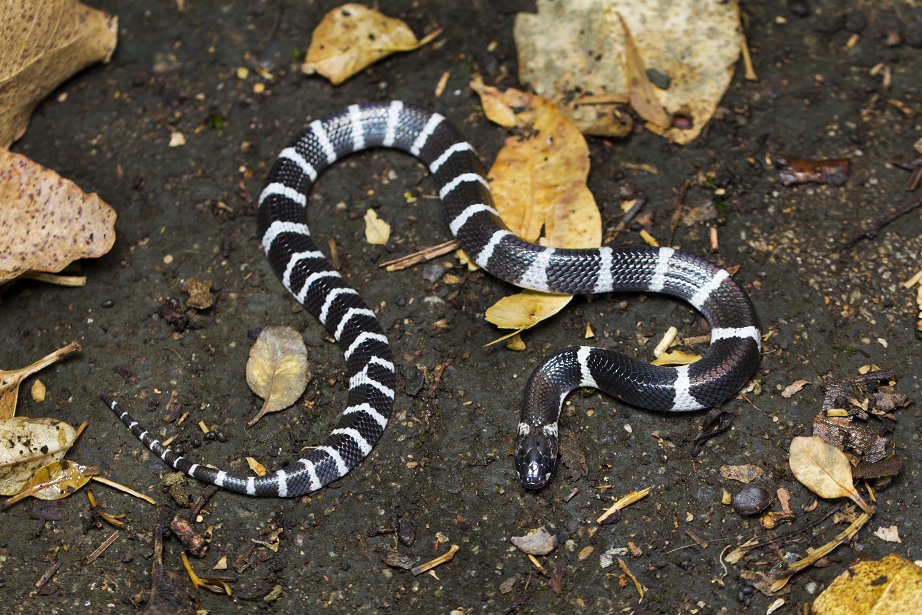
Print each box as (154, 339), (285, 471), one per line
(775, 155), (850, 186)
(0, 417), (86, 495)
(510, 526), (558, 556)
(0, 0), (117, 147)
(813, 554), (922, 614)
(4, 458), (98, 507)
(364, 208), (391, 244)
(0, 150), (116, 285)
(719, 464), (763, 484)
(0, 342), (80, 420)
(245, 325), (309, 427)
(692, 408), (732, 455)
(411, 544), (459, 576)
(301, 4), (441, 85)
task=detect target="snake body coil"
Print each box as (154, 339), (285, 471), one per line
(102, 102), (759, 495)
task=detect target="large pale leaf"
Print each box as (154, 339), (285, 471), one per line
(789, 436), (860, 502)
(471, 83), (601, 337)
(0, 417), (81, 494)
(3, 459), (98, 506)
(0, 151), (116, 284)
(514, 0), (740, 143)
(0, 0), (117, 147)
(813, 554), (922, 615)
(0, 342), (80, 419)
(301, 4), (440, 86)
(245, 326), (309, 427)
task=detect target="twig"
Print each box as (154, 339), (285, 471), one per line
(411, 544), (459, 576)
(91, 476), (156, 504)
(603, 194), (646, 243)
(668, 179), (693, 248)
(262, 1), (285, 49)
(35, 560), (62, 589)
(842, 198), (922, 249)
(379, 240), (459, 271)
(84, 530), (119, 565)
(740, 503), (842, 551)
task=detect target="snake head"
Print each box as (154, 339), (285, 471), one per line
(514, 423), (559, 490)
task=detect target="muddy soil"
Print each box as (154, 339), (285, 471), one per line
(2, 0), (921, 613)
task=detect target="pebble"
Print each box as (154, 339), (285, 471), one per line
(101, 300), (114, 308)
(732, 486), (772, 515)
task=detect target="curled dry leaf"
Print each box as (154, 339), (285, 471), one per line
(719, 464), (763, 484)
(3, 459), (98, 507)
(470, 83), (601, 337)
(789, 436), (871, 513)
(611, 11), (669, 130)
(0, 417), (83, 495)
(0, 0), (117, 147)
(0, 342), (80, 419)
(781, 379), (810, 398)
(364, 208), (391, 244)
(813, 554), (922, 614)
(0, 150), (116, 284)
(245, 326), (309, 427)
(301, 4), (441, 85)
(514, 0), (741, 143)
(650, 349), (701, 366)
(872, 525), (901, 543)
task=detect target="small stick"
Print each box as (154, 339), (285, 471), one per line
(35, 560), (62, 589)
(91, 476), (156, 504)
(84, 530), (119, 565)
(380, 240), (459, 271)
(603, 195), (646, 243)
(668, 179), (692, 248)
(618, 558), (644, 602)
(597, 487), (651, 524)
(411, 544), (459, 576)
(842, 198), (922, 249)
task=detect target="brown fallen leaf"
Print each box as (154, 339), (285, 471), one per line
(813, 554), (922, 614)
(719, 464), (764, 484)
(781, 379), (810, 398)
(245, 326), (309, 427)
(3, 459), (98, 506)
(0, 417), (85, 495)
(789, 436), (871, 513)
(470, 83), (601, 338)
(301, 4), (441, 85)
(0, 342), (80, 420)
(145, 527), (196, 614)
(364, 209), (391, 244)
(0, 150), (116, 284)
(510, 526), (558, 556)
(0, 0), (117, 147)
(182, 278), (212, 310)
(775, 155), (850, 187)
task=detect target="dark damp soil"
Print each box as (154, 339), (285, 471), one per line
(2, 0), (921, 613)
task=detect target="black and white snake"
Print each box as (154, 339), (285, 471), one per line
(102, 102), (760, 496)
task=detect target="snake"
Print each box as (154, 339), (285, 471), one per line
(100, 101), (760, 496)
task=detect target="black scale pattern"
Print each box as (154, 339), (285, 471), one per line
(104, 102), (759, 496)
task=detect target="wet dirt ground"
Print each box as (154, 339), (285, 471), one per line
(2, 0), (922, 613)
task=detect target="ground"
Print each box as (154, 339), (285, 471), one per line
(2, 0), (922, 613)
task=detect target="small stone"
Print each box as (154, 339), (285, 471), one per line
(645, 68), (670, 89)
(101, 299), (114, 308)
(732, 486), (772, 515)
(499, 577), (516, 594)
(787, 0), (809, 17)
(510, 526), (558, 555)
(845, 11), (867, 33)
(813, 13), (845, 34)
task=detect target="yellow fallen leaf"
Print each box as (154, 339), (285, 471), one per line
(0, 342), (81, 420)
(506, 333), (526, 351)
(3, 459), (98, 507)
(0, 0), (117, 147)
(789, 436), (871, 513)
(0, 417), (84, 495)
(364, 209), (391, 244)
(813, 554), (922, 614)
(246, 457), (267, 477)
(650, 350), (701, 366)
(470, 83), (600, 338)
(0, 151), (116, 284)
(245, 326), (309, 427)
(301, 4), (441, 85)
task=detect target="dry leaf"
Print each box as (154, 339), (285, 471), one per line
(0, 342), (80, 420)
(0, 417), (82, 495)
(514, 0), (741, 143)
(3, 459), (98, 506)
(813, 554), (922, 614)
(470, 83), (601, 337)
(873, 525), (901, 543)
(301, 4), (441, 85)
(246, 457), (267, 477)
(782, 379), (810, 398)
(719, 464), (764, 484)
(182, 278), (213, 310)
(0, 150), (116, 284)
(245, 326), (309, 427)
(364, 208), (391, 244)
(650, 350), (701, 366)
(789, 436), (870, 513)
(611, 11), (669, 130)
(0, 0), (117, 147)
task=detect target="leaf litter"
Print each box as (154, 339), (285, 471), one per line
(0, 342), (80, 420)
(0, 417), (86, 496)
(470, 81), (601, 345)
(245, 325), (309, 427)
(301, 3), (441, 86)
